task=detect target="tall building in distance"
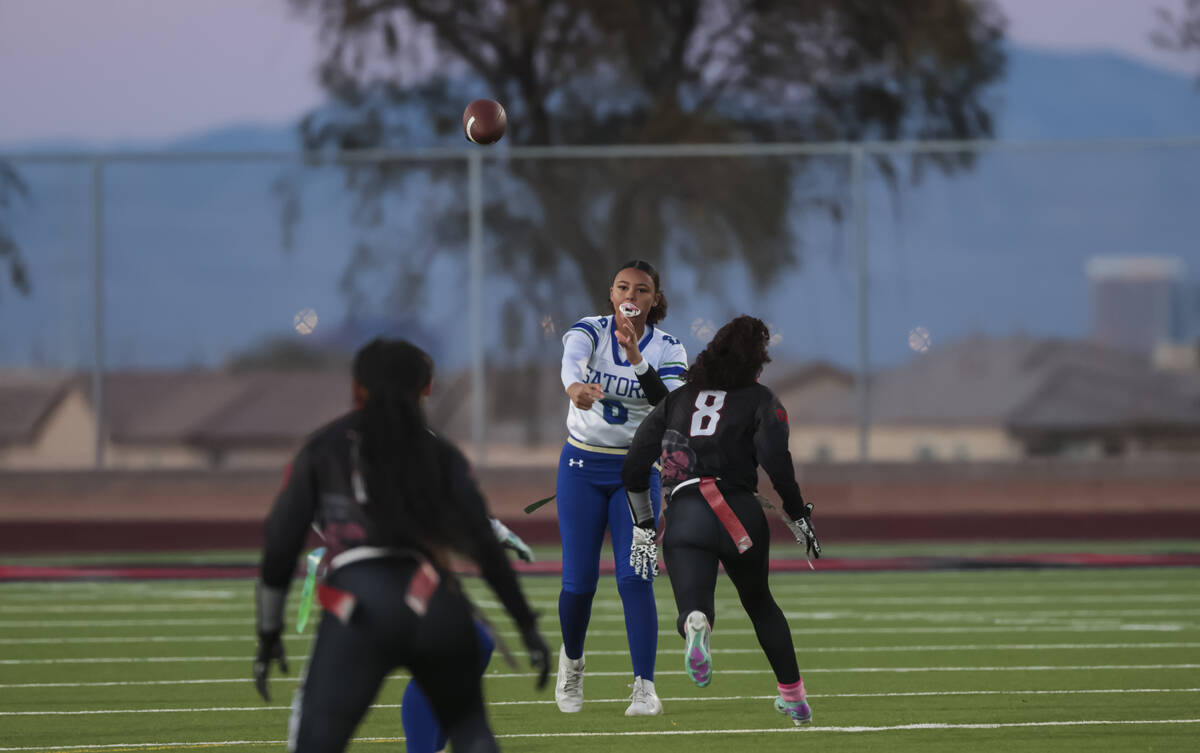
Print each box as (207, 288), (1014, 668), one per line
(1086, 257), (1191, 356)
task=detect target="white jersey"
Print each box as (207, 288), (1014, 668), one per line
(561, 314), (688, 450)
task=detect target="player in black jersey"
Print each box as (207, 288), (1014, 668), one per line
(253, 338), (549, 753)
(621, 315), (821, 726)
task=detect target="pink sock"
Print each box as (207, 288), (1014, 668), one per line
(778, 678), (806, 703)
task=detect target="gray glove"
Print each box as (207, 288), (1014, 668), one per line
(785, 502), (821, 560)
(630, 524), (658, 581)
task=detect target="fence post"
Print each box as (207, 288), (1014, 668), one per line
(468, 150), (486, 467)
(852, 145), (870, 462)
(91, 158), (106, 469)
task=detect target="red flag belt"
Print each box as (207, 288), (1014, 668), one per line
(317, 558), (442, 623)
(698, 477), (753, 554)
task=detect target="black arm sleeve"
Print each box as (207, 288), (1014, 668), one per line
(622, 397), (669, 494)
(635, 365), (669, 406)
(752, 392), (808, 521)
(444, 445), (538, 631)
(259, 448), (320, 590)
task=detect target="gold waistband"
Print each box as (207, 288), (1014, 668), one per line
(566, 436), (629, 455)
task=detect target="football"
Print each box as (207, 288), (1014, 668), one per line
(462, 99), (507, 145)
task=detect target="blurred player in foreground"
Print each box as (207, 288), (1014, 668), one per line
(621, 315), (822, 726)
(555, 259), (687, 716)
(401, 515), (533, 753)
(253, 338), (549, 752)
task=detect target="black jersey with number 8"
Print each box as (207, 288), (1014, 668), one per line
(621, 382), (807, 522)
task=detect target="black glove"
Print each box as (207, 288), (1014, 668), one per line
(521, 623), (551, 690)
(253, 630), (288, 702)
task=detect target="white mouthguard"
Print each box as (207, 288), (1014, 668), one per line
(619, 303), (642, 318)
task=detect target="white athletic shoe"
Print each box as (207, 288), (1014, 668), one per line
(555, 644), (585, 713)
(624, 676), (663, 716)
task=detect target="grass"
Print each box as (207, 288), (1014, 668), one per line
(0, 550), (1198, 752)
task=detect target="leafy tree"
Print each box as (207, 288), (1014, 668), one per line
(283, 0), (1006, 443)
(287, 0), (1005, 310)
(1154, 0), (1200, 85)
(0, 161), (31, 300)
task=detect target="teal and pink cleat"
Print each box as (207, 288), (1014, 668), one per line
(774, 696), (813, 725)
(683, 610), (712, 687)
(775, 677), (811, 725)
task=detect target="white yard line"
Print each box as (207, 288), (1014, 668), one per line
(3, 663), (1197, 689)
(2, 719), (1199, 751)
(472, 593), (1200, 610)
(2, 622), (1191, 645)
(5, 642), (1199, 664)
(4, 606), (1198, 629)
(0, 604), (249, 614)
(6, 591), (1196, 614)
(4, 687), (1199, 716)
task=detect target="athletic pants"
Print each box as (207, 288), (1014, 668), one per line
(289, 558), (496, 753)
(661, 485), (800, 685)
(555, 442), (661, 677)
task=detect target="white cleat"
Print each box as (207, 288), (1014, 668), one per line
(624, 676), (663, 716)
(555, 645), (585, 713)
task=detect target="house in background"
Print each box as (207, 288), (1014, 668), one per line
(5, 335), (1199, 469)
(777, 335), (1200, 462)
(0, 371), (349, 470)
(0, 373), (95, 468)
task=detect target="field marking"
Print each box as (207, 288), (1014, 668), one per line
(0, 618), (250, 628)
(7, 685), (1200, 714)
(3, 576), (1195, 598)
(6, 591), (1196, 614)
(2, 622), (1191, 646)
(2, 719), (1199, 751)
(6, 642), (1199, 665)
(3, 688), (1199, 716)
(3, 663), (1198, 689)
(0, 604), (249, 614)
(5, 591), (1197, 615)
(5, 606), (1198, 629)
(472, 593), (1200, 611)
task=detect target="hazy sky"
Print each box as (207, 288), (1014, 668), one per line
(0, 0), (1194, 147)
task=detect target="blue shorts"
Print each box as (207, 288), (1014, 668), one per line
(555, 442), (661, 592)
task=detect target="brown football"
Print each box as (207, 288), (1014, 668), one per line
(462, 99), (507, 145)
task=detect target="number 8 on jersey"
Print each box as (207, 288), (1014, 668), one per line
(689, 390), (726, 436)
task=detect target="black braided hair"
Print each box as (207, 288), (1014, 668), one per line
(352, 338), (465, 554)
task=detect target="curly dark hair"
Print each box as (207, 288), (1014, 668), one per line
(608, 259), (668, 325)
(686, 316), (771, 390)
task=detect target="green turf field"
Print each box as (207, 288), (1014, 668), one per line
(2, 562), (1198, 752)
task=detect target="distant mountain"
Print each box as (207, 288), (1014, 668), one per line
(162, 124), (303, 152)
(998, 47), (1200, 140)
(2, 46), (1198, 373)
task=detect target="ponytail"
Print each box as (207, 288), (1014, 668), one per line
(353, 338), (465, 554)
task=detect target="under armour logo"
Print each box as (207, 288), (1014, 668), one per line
(568, 458), (584, 468)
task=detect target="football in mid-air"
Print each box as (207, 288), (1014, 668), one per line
(462, 99), (507, 145)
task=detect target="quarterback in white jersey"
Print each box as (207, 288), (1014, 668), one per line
(561, 313), (687, 449)
(553, 259), (685, 720)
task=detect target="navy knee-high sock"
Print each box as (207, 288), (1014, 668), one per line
(617, 579), (657, 680)
(558, 589), (595, 659)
